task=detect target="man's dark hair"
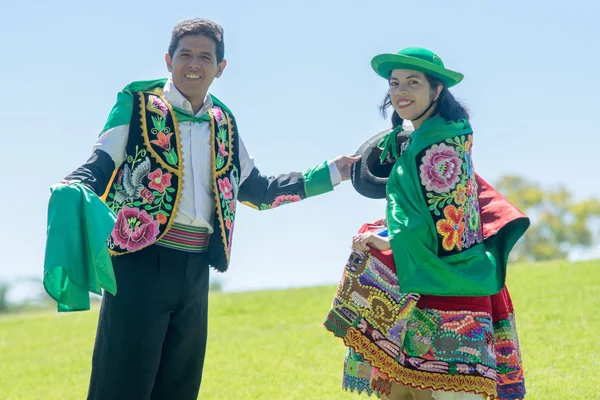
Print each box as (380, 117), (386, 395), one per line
(168, 18), (225, 63)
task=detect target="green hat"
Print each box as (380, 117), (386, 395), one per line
(371, 47), (463, 88)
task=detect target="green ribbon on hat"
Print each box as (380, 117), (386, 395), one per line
(172, 106), (211, 124)
(377, 125), (405, 163)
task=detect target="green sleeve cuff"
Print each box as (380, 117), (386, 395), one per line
(302, 161), (334, 197)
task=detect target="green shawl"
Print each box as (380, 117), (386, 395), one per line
(386, 117), (524, 296)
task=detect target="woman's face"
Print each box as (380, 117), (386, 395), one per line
(389, 69), (440, 122)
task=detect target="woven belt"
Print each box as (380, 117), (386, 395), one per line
(156, 223), (210, 253)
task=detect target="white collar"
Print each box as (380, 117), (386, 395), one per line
(163, 79), (213, 116)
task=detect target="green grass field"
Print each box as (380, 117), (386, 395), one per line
(0, 260), (598, 399)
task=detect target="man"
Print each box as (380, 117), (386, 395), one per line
(61, 18), (359, 400)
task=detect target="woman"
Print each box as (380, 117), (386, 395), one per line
(324, 48), (529, 400)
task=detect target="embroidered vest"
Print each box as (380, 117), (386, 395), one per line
(103, 88), (241, 272)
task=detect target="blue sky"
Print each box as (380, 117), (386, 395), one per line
(1, 0), (598, 296)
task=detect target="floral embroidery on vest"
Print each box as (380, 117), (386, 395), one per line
(105, 91), (182, 254)
(213, 107), (230, 171)
(210, 106), (238, 262)
(417, 134), (483, 255)
(147, 95), (179, 167)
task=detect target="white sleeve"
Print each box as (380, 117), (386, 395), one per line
(238, 135), (256, 185)
(92, 124), (129, 168)
(327, 161), (342, 186)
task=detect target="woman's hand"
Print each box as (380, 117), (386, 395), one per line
(372, 217), (386, 227)
(352, 231), (391, 252)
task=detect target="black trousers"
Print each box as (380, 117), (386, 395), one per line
(87, 245), (210, 400)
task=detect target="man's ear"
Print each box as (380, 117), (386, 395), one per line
(215, 59), (227, 78)
(165, 53), (173, 73)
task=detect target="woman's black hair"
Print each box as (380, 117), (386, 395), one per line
(379, 74), (469, 128)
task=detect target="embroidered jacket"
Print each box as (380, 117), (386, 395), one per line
(65, 79), (335, 272)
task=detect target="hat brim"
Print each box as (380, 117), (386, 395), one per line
(371, 53), (463, 88)
(351, 129), (408, 199)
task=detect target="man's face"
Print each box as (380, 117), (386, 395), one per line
(165, 35), (226, 102)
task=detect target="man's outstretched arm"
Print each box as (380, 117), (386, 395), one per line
(237, 137), (359, 210)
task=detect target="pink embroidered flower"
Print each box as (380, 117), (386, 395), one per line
(112, 207), (160, 251)
(147, 95), (168, 118)
(140, 187), (155, 204)
(419, 143), (463, 193)
(217, 139), (229, 156)
(148, 169), (172, 193)
(271, 194), (302, 208)
(229, 200), (236, 214)
(151, 132), (173, 150)
(218, 178), (233, 200)
(436, 205), (465, 251)
(212, 107), (226, 126)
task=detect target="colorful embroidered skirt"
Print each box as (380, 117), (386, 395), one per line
(323, 225), (526, 400)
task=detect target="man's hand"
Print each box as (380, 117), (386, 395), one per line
(332, 155), (361, 181)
